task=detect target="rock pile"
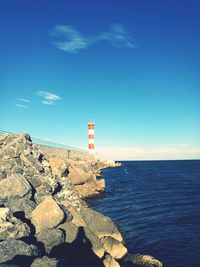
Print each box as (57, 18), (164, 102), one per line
(0, 133), (122, 267)
(0, 133), (57, 206)
(0, 133), (163, 267)
(46, 151), (107, 199)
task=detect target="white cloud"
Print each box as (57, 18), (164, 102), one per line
(96, 145), (200, 161)
(15, 103), (27, 108)
(17, 98), (30, 103)
(97, 23), (136, 48)
(37, 91), (61, 105)
(14, 97), (30, 108)
(50, 23), (136, 53)
(50, 25), (88, 53)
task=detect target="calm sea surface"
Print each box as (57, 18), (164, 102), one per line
(88, 160), (200, 267)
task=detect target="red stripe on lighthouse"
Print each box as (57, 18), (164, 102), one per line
(89, 144), (95, 149)
(88, 134), (94, 139)
(88, 124), (94, 130)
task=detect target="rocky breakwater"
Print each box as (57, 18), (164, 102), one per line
(0, 133), (163, 267)
(41, 145), (119, 199)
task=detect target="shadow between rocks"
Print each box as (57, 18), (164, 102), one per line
(1, 219), (104, 267)
(3, 255), (35, 267)
(52, 182), (62, 196)
(51, 227), (104, 267)
(13, 211), (45, 255)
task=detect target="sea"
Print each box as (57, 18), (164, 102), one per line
(88, 160), (200, 267)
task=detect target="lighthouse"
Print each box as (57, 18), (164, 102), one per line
(88, 120), (95, 154)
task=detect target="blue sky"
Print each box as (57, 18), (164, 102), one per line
(0, 0), (200, 159)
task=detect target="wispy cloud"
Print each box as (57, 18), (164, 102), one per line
(17, 98), (30, 103)
(15, 103), (27, 108)
(14, 97), (30, 108)
(37, 91), (61, 105)
(50, 23), (136, 53)
(50, 25), (88, 53)
(97, 24), (136, 48)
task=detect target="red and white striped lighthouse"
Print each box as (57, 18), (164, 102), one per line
(88, 120), (95, 154)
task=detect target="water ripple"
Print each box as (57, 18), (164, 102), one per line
(88, 160), (200, 267)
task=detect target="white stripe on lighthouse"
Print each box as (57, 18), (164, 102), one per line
(88, 129), (94, 135)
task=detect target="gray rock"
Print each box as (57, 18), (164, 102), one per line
(0, 240), (38, 263)
(126, 254), (163, 267)
(0, 174), (32, 202)
(0, 133), (58, 196)
(36, 228), (65, 254)
(34, 187), (52, 204)
(28, 175), (42, 188)
(34, 162), (44, 173)
(20, 153), (33, 167)
(5, 147), (17, 159)
(23, 146), (31, 156)
(0, 170), (7, 181)
(2, 159), (15, 170)
(22, 133), (32, 142)
(58, 221), (79, 243)
(13, 158), (21, 166)
(11, 165), (24, 175)
(27, 154), (35, 164)
(0, 207), (30, 241)
(42, 159), (50, 168)
(0, 208), (10, 222)
(31, 256), (58, 267)
(5, 198), (36, 219)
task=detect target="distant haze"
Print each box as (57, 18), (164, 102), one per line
(97, 146), (200, 161)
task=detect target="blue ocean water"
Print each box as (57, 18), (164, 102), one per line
(88, 160), (200, 267)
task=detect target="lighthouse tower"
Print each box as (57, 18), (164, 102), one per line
(88, 120), (95, 154)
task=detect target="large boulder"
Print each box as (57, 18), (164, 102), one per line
(31, 196), (65, 232)
(101, 236), (127, 259)
(36, 228), (65, 254)
(0, 240), (38, 263)
(80, 207), (123, 242)
(67, 165), (90, 185)
(0, 174), (32, 202)
(0, 208), (30, 240)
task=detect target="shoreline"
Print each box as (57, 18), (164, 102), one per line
(0, 133), (163, 267)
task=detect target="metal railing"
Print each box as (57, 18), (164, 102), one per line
(0, 130), (87, 153)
